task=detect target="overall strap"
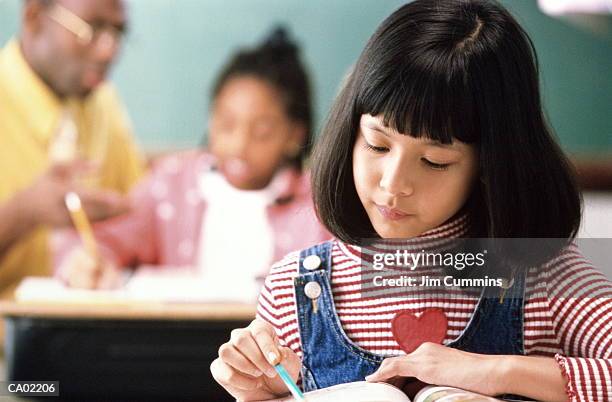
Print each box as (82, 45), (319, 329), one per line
(295, 241), (383, 392)
(448, 268), (527, 355)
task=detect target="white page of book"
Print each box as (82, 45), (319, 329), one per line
(257, 381), (410, 402)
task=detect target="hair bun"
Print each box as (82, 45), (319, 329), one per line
(260, 26), (299, 59)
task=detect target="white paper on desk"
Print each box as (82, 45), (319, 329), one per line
(15, 268), (259, 304)
(257, 381), (410, 402)
(126, 267), (259, 304)
(15, 276), (129, 303)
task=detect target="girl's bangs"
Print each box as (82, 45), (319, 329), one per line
(355, 58), (479, 145)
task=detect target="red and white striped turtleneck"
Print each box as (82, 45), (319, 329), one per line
(257, 215), (612, 402)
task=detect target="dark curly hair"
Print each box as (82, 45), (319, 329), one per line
(211, 26), (313, 170)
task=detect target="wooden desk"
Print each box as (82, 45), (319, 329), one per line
(0, 300), (256, 321)
(572, 155), (612, 191)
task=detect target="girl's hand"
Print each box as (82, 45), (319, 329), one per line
(211, 319), (301, 402)
(58, 247), (123, 290)
(365, 342), (508, 397)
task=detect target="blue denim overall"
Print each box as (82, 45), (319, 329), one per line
(294, 241), (526, 394)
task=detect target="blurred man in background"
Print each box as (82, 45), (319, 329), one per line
(0, 0), (143, 299)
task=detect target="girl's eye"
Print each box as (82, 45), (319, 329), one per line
(252, 129), (274, 141)
(251, 121), (278, 141)
(422, 158), (450, 170)
(213, 118), (233, 133)
(363, 142), (389, 153)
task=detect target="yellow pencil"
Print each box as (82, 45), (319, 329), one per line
(64, 191), (98, 258)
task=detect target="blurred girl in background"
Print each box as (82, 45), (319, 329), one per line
(54, 27), (329, 290)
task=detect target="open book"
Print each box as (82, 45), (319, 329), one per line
(259, 381), (510, 402)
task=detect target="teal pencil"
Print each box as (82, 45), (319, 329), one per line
(273, 363), (305, 401)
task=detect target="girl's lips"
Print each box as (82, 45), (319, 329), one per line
(376, 205), (411, 221)
(222, 158), (250, 180)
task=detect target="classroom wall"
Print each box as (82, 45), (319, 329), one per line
(1, 0), (610, 154)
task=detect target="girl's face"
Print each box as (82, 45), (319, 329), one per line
(353, 114), (478, 238)
(209, 76), (304, 190)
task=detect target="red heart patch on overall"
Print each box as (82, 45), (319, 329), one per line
(391, 308), (448, 353)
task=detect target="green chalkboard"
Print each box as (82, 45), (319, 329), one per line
(1, 0), (610, 153)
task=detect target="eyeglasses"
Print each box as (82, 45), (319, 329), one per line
(47, 4), (125, 47)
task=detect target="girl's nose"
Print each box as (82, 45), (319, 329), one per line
(379, 157), (414, 197)
(228, 128), (250, 159)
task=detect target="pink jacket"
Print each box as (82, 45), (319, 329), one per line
(53, 150), (330, 275)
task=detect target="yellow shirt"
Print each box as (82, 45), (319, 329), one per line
(0, 39), (144, 299)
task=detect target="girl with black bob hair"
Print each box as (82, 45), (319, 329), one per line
(311, 0), (581, 246)
(211, 2), (611, 401)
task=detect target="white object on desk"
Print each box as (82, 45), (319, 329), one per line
(258, 381), (410, 402)
(257, 382), (514, 402)
(127, 267), (259, 303)
(15, 267), (259, 305)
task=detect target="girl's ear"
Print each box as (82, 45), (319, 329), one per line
(285, 123), (306, 158)
(205, 118), (215, 147)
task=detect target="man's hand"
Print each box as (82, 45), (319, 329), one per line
(22, 161), (130, 228)
(0, 160), (131, 259)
